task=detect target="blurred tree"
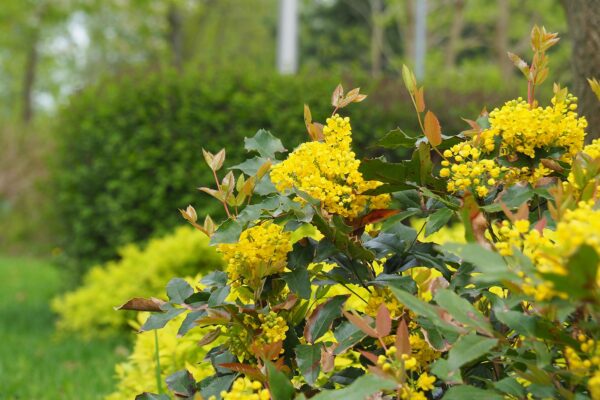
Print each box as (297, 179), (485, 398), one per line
(563, 0), (600, 141)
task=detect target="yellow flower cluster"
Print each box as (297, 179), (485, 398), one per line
(565, 335), (600, 398)
(271, 114), (390, 218)
(537, 201), (600, 276)
(258, 311), (288, 344)
(376, 346), (436, 400)
(409, 334), (440, 366)
(582, 139), (600, 160)
(486, 94), (586, 160)
(440, 143), (502, 198)
(217, 222), (292, 288)
(214, 377), (270, 400)
(365, 287), (404, 318)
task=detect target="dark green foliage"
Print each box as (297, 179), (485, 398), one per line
(53, 68), (513, 272)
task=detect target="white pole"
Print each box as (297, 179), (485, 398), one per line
(415, 0), (427, 81)
(277, 0), (299, 75)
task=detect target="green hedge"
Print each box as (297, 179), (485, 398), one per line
(53, 69), (513, 271)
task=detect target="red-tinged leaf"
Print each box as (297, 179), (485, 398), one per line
(507, 52), (529, 77)
(219, 363), (265, 382)
(343, 310), (379, 338)
(272, 294), (298, 311)
(115, 297), (165, 312)
(461, 118), (480, 132)
(196, 309), (231, 326)
(353, 209), (400, 231)
(376, 304), (392, 337)
(354, 94), (368, 103)
(359, 350), (379, 365)
(395, 319), (411, 356)
(415, 87), (425, 113)
(310, 122), (324, 141)
(304, 103), (313, 138)
(367, 365), (388, 379)
(533, 217), (547, 233)
(252, 340), (283, 361)
(424, 111), (442, 146)
(321, 345), (335, 373)
(198, 329), (221, 346)
(541, 158), (564, 173)
(331, 84), (344, 107)
(304, 295), (349, 344)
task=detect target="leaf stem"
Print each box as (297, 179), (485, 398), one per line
(154, 330), (164, 394)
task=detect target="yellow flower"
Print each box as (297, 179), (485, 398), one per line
(217, 221), (292, 288)
(271, 114), (390, 218)
(486, 94), (586, 161)
(416, 372), (436, 391)
(258, 311), (288, 344)
(217, 377), (270, 400)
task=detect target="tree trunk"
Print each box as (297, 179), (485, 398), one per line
(564, 0), (600, 141)
(445, 0), (465, 68)
(370, 0), (384, 77)
(495, 0), (511, 80)
(21, 37), (38, 124)
(398, 0), (415, 65)
(167, 1), (184, 71)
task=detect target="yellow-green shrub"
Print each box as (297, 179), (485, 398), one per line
(106, 313), (216, 400)
(52, 226), (222, 338)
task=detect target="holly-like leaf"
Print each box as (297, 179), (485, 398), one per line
(432, 333), (498, 382)
(283, 267), (311, 299)
(304, 295), (349, 343)
(376, 128), (420, 149)
(165, 370), (196, 398)
(342, 310), (378, 338)
(443, 385), (504, 400)
(434, 289), (493, 336)
(244, 129), (286, 159)
(115, 297), (165, 312)
(424, 208), (453, 237)
(333, 321), (367, 355)
(424, 111), (442, 146)
(311, 374), (396, 400)
(166, 278), (194, 304)
(135, 394), (170, 400)
(140, 305), (185, 332)
(266, 361), (294, 400)
(209, 219), (242, 245)
(296, 344), (322, 385)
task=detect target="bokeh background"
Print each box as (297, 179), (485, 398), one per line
(0, 1), (598, 399)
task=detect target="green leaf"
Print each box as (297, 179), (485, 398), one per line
(283, 267), (311, 299)
(166, 278), (194, 304)
(165, 370), (196, 398)
(295, 344), (322, 385)
(266, 361), (294, 400)
(230, 156), (269, 175)
(432, 333), (497, 382)
(543, 244), (599, 300)
(390, 287), (461, 334)
(135, 394), (170, 400)
(434, 289), (493, 335)
(304, 295), (349, 344)
(208, 286), (230, 307)
(198, 374), (236, 400)
(333, 321), (367, 355)
(244, 129), (286, 159)
(311, 374), (396, 400)
(311, 210), (374, 261)
(442, 243), (516, 283)
(210, 219), (242, 245)
(425, 208), (454, 237)
(376, 128), (419, 149)
(177, 310), (206, 337)
(443, 385), (503, 400)
(140, 306), (185, 332)
(493, 377), (525, 397)
(481, 184), (533, 212)
(371, 274), (417, 294)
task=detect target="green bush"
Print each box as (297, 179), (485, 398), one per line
(52, 68), (515, 271)
(51, 226), (222, 338)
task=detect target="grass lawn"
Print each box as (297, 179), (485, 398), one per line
(0, 256), (128, 399)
